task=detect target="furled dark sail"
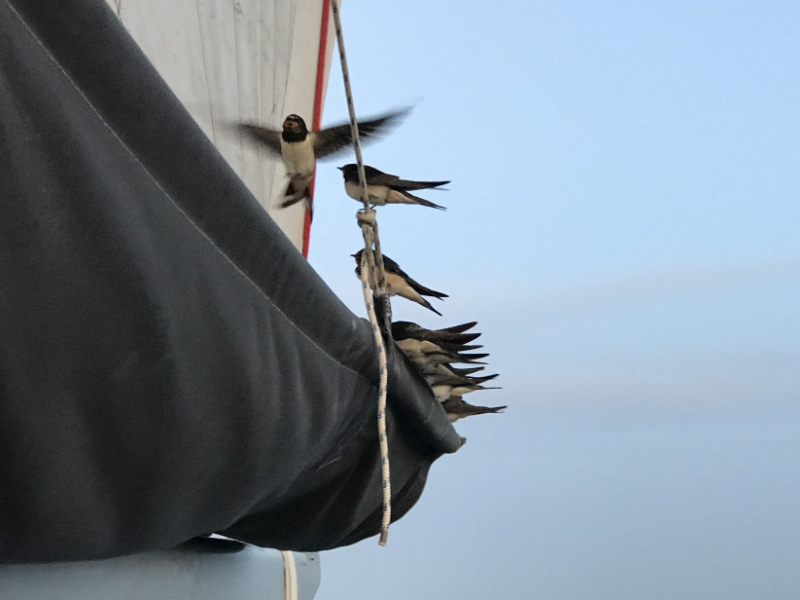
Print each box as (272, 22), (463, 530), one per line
(0, 0), (462, 563)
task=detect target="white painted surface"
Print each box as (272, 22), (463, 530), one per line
(0, 547), (321, 600)
(106, 0), (336, 251)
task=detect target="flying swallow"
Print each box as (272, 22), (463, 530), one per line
(339, 164), (448, 210)
(441, 396), (507, 423)
(239, 109), (408, 208)
(353, 250), (447, 315)
(391, 321), (481, 346)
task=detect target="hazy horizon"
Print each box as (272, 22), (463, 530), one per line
(305, 1), (800, 597)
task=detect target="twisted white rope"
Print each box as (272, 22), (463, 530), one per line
(330, 0), (391, 546)
(280, 551), (298, 600)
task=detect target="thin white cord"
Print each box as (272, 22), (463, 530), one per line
(330, 0), (391, 546)
(281, 551), (298, 600)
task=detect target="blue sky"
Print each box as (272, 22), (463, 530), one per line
(306, 1), (800, 598)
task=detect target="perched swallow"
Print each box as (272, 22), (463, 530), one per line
(432, 322), (479, 335)
(353, 250), (447, 315)
(425, 372), (499, 389)
(339, 164), (448, 210)
(445, 365), (487, 377)
(415, 363), (488, 380)
(396, 338), (482, 357)
(412, 350), (490, 366)
(402, 349), (490, 374)
(432, 382), (499, 403)
(426, 374), (499, 400)
(441, 396), (507, 423)
(450, 352), (490, 364)
(391, 321), (481, 346)
(462, 373), (500, 385)
(240, 109), (408, 208)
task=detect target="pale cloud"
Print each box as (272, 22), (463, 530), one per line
(499, 368), (800, 414)
(449, 256), (800, 324)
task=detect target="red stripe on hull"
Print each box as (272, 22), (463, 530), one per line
(303, 0), (331, 258)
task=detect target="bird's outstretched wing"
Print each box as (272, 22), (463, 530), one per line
(238, 124), (282, 155)
(312, 108), (410, 159)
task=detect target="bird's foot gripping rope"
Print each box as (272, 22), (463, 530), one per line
(356, 209), (377, 226)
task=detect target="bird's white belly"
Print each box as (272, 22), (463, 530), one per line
(344, 180), (389, 205)
(281, 139), (315, 177)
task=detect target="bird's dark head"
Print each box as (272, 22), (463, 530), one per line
(351, 249), (363, 263)
(283, 114), (307, 133)
(338, 164), (358, 180)
(390, 321), (418, 340)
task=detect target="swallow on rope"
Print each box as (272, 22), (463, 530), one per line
(399, 342), (486, 370)
(426, 370), (500, 388)
(441, 396), (507, 423)
(391, 321), (481, 346)
(445, 365), (487, 377)
(353, 250), (447, 315)
(425, 371), (501, 402)
(414, 363), (489, 379)
(396, 338), (483, 357)
(409, 349), (490, 366)
(339, 164), (448, 210)
(409, 353), (497, 379)
(239, 108), (408, 208)
(431, 381), (500, 403)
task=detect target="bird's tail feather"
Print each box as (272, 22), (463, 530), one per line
(389, 190), (446, 210)
(438, 322), (479, 334)
(280, 181), (311, 209)
(469, 373), (500, 385)
(445, 403), (507, 419)
(419, 297), (443, 316)
(392, 179), (450, 191)
(426, 331), (482, 345)
(447, 366), (485, 376)
(454, 352), (489, 363)
(408, 279), (449, 300)
(436, 341), (483, 353)
(403, 190), (447, 210)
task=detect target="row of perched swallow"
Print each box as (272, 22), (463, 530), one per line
(240, 109), (505, 423)
(391, 320), (506, 422)
(351, 251), (505, 421)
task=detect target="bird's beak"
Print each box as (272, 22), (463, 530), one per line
(337, 166), (344, 171)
